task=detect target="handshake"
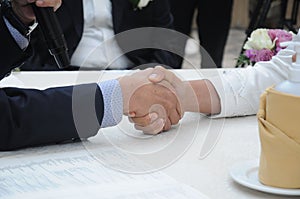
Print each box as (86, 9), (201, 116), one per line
(118, 66), (221, 134)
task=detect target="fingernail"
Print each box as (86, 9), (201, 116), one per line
(150, 112), (158, 122)
(128, 111), (136, 117)
(149, 74), (158, 79)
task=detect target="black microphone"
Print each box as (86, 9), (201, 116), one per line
(32, 5), (70, 69)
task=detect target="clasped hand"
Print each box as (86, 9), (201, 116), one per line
(11, 0), (61, 25)
(119, 66), (198, 135)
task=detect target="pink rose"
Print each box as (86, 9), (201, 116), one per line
(268, 29), (293, 52)
(254, 49), (274, 62)
(245, 49), (257, 62)
(238, 28), (295, 67)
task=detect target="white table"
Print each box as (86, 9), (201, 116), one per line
(0, 69), (285, 199)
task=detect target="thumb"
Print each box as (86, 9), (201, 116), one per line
(148, 66), (167, 83)
(148, 71), (165, 83)
(149, 65), (182, 86)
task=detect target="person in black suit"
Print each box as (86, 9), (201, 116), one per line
(20, 0), (182, 71)
(168, 0), (234, 68)
(0, 0), (182, 151)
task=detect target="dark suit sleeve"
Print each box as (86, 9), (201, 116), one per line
(0, 14), (104, 151)
(0, 85), (104, 151)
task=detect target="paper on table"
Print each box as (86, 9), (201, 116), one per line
(0, 150), (208, 199)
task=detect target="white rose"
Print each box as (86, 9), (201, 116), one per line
(138, 0), (152, 9)
(243, 28), (276, 50)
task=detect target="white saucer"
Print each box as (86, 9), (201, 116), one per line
(229, 160), (300, 196)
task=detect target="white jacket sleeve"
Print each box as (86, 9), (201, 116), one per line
(207, 49), (293, 118)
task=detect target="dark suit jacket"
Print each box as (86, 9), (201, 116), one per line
(21, 0), (182, 71)
(0, 13), (104, 150)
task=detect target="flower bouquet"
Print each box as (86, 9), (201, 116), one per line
(236, 28), (295, 67)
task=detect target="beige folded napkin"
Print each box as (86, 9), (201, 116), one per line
(258, 87), (300, 189)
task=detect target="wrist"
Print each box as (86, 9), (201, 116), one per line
(204, 79), (221, 115)
(181, 81), (199, 113)
(188, 80), (221, 115)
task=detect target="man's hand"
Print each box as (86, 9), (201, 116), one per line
(128, 83), (181, 134)
(11, 0), (62, 25)
(118, 68), (182, 134)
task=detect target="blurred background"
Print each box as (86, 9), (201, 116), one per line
(182, 0), (300, 69)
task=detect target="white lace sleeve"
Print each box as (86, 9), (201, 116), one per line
(207, 49), (292, 118)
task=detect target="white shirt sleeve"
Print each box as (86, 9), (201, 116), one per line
(207, 48), (292, 118)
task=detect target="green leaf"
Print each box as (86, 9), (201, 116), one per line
(235, 54), (253, 67)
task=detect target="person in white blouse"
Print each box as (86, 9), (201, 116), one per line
(130, 44), (295, 133)
(21, 0), (182, 71)
(70, 0), (132, 69)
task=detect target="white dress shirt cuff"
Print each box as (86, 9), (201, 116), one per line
(3, 17), (29, 50)
(98, 79), (123, 128)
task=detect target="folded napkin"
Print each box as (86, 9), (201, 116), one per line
(258, 87), (300, 189)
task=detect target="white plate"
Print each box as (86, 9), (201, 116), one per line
(230, 160), (300, 196)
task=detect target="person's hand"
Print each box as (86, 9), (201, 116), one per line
(118, 68), (182, 134)
(128, 66), (198, 134)
(128, 83), (182, 134)
(148, 66), (199, 112)
(11, 0), (62, 25)
(134, 66), (197, 131)
(147, 66), (220, 114)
